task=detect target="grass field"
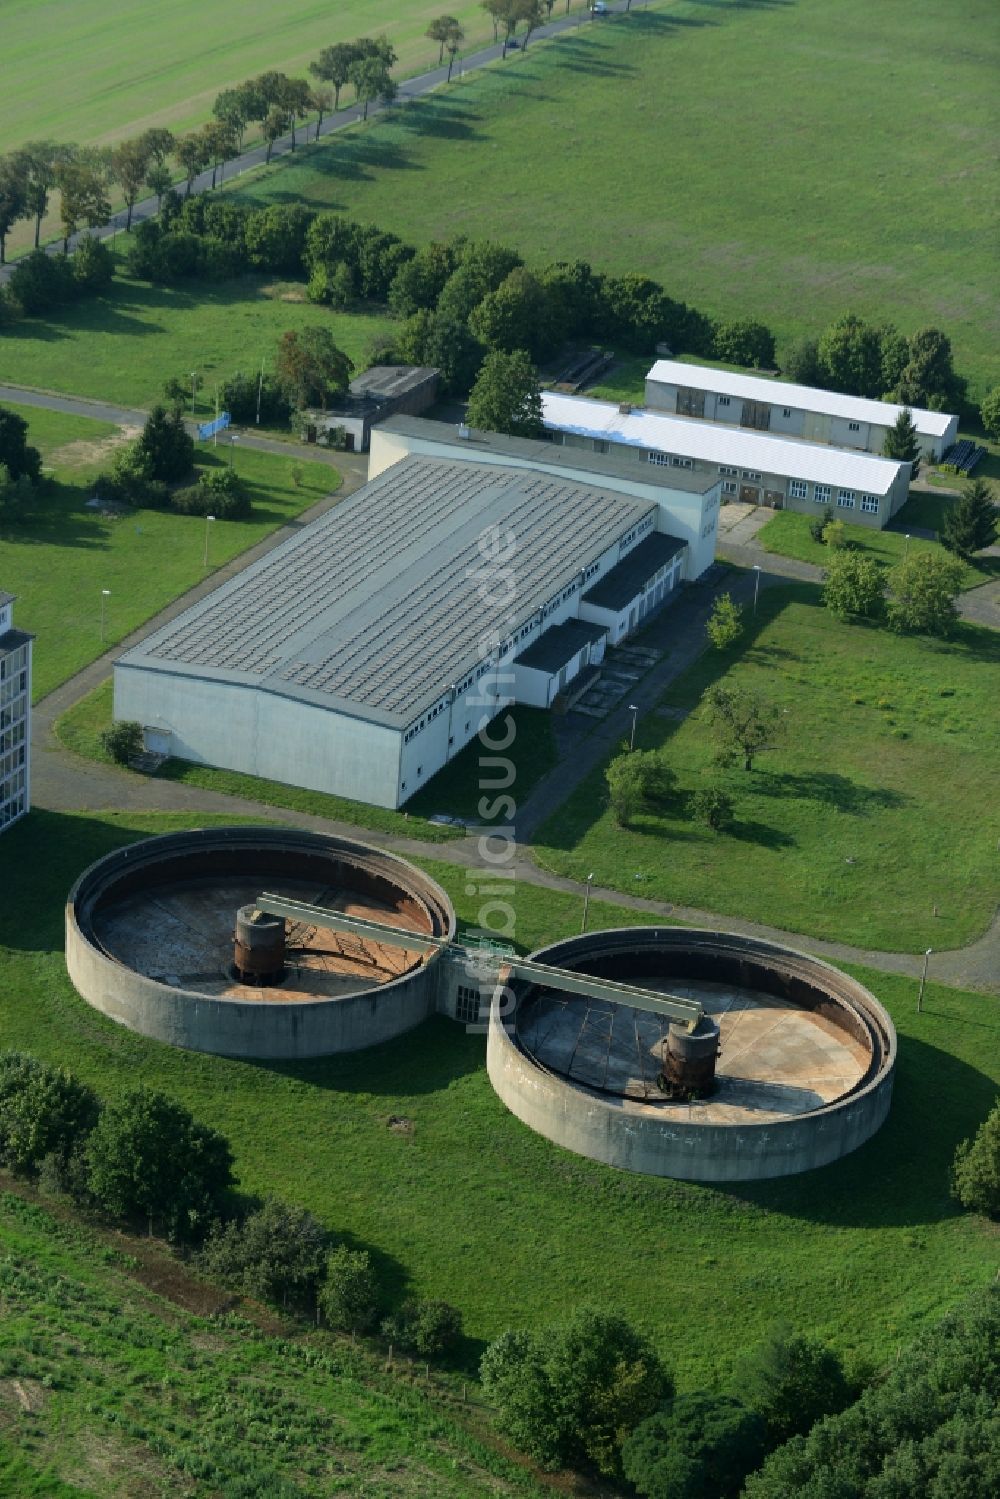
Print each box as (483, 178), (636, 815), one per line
(755, 498), (1000, 589)
(0, 403), (337, 699)
(229, 0), (1000, 398)
(0, 807), (998, 1400)
(0, 270), (392, 409)
(0, 1192), (546, 1497)
(0, 0), (505, 152)
(535, 583), (1000, 951)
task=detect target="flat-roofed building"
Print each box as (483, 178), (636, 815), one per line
(304, 365), (440, 453)
(645, 359), (958, 462)
(0, 592), (32, 833)
(115, 428), (710, 810)
(541, 391), (910, 527)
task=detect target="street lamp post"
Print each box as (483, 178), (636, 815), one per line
(203, 514), (216, 568)
(904, 534), (911, 561)
(100, 588), (110, 643)
(581, 873), (594, 934)
(917, 948), (933, 1013)
(628, 703), (639, 751)
(230, 433), (240, 468)
(752, 563), (762, 615)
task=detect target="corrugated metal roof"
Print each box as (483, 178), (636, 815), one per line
(542, 393), (906, 495)
(118, 455), (654, 730)
(646, 359), (955, 438)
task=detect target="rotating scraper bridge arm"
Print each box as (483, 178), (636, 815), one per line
(256, 894), (704, 1031)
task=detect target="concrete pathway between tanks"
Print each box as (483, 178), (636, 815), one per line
(31, 551), (1000, 997)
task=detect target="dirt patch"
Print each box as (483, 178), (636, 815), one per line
(49, 423), (141, 472)
(260, 280), (307, 303)
(387, 1115), (415, 1135)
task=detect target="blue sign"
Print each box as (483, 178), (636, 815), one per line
(197, 412), (231, 440)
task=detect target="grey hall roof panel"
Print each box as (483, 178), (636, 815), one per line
(118, 455), (654, 729)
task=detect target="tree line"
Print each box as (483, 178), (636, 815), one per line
(1, 1040), (996, 1493)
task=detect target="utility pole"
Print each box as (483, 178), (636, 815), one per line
(917, 948), (932, 1012)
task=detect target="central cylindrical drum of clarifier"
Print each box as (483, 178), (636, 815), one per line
(234, 905), (286, 985)
(662, 1015), (720, 1096)
(487, 926), (897, 1183)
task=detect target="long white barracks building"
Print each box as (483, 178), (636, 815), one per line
(114, 418), (720, 810)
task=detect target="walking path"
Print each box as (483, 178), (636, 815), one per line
(0, 4), (627, 278)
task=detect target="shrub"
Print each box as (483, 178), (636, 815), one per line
(0, 406), (43, 484)
(109, 440), (155, 503)
(171, 467), (251, 519)
(0, 1052), (101, 1176)
(606, 748), (676, 827)
(622, 1394), (768, 1499)
(886, 552), (964, 636)
(951, 1100), (1000, 1217)
(821, 519), (847, 549)
(809, 505), (835, 543)
(822, 551), (886, 622)
(100, 720), (143, 764)
(5, 249), (78, 314)
(381, 1298), (463, 1359)
(220, 371), (290, 428)
(199, 1198), (329, 1310)
(713, 318), (775, 369)
(481, 1307), (671, 1477)
(689, 787), (734, 831)
(319, 1246), (380, 1333)
(72, 234), (115, 293)
(86, 1086), (235, 1240)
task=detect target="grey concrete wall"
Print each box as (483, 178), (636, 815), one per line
(487, 928), (897, 1183)
(66, 827), (455, 1060)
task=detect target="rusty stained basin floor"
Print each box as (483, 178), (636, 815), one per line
(93, 878), (431, 1003)
(516, 979), (871, 1124)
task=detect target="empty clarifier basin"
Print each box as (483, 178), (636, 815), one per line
(66, 827), (455, 1059)
(487, 927), (896, 1182)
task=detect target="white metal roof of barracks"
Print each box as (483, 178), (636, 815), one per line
(646, 358), (955, 438)
(542, 392), (908, 495)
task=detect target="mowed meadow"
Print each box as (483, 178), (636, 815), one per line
(231, 0), (1000, 396)
(0, 0), (500, 150)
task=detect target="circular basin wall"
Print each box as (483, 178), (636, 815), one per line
(66, 827), (455, 1059)
(487, 927), (896, 1182)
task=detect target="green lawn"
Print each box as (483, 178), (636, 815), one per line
(0, 0), (506, 156)
(0, 269), (392, 409)
(535, 584), (1000, 952)
(0, 1191), (545, 1497)
(0, 404), (338, 699)
(0, 807), (998, 1398)
(228, 0), (1000, 399)
(755, 504), (1000, 590)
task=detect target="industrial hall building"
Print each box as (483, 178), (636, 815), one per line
(114, 420), (721, 810)
(645, 359), (958, 463)
(0, 592), (32, 834)
(541, 391), (912, 528)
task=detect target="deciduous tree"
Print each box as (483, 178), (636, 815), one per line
(713, 318), (776, 369)
(319, 1245), (380, 1332)
(262, 105), (292, 164)
(605, 748), (674, 827)
(736, 1322), (852, 1445)
(175, 132), (209, 197)
(86, 1086), (234, 1239)
(481, 1307), (671, 1476)
(886, 551), (964, 636)
(622, 1395), (768, 1499)
(199, 1197), (329, 1310)
(0, 406), (42, 483)
(20, 140), (66, 248)
(940, 478), (997, 560)
(427, 15), (462, 63)
(980, 386), (1000, 444)
(951, 1099), (1000, 1217)
(466, 348), (542, 436)
(0, 150), (30, 265)
(110, 137), (151, 230)
(54, 149), (112, 253)
(0, 1052), (100, 1175)
(822, 550), (885, 621)
(468, 266), (556, 360)
(309, 43), (358, 111)
(705, 685), (784, 772)
(348, 56), (397, 121)
(896, 326), (964, 409)
(275, 327), (354, 409)
(817, 313), (884, 398)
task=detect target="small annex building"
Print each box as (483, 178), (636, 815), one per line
(646, 359), (958, 462)
(303, 365), (440, 452)
(114, 423), (720, 810)
(541, 391), (911, 528)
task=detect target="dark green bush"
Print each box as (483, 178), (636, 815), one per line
(381, 1298), (463, 1359)
(100, 720), (144, 764)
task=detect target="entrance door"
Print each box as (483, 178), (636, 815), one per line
(765, 490), (784, 509)
(741, 400), (771, 431)
(739, 484), (760, 504)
